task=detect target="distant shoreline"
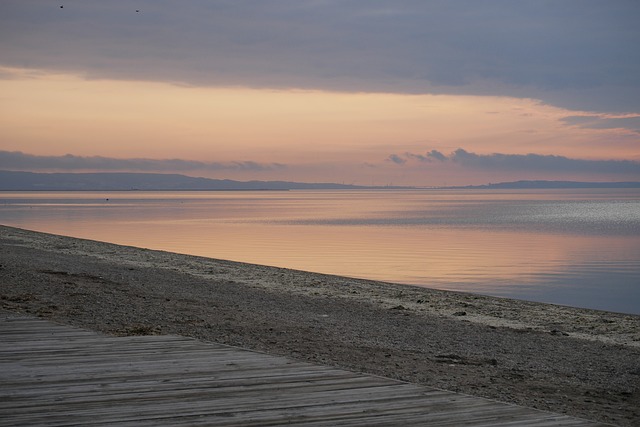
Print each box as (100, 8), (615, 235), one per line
(1, 170), (639, 191)
(449, 180), (640, 190)
(1, 225), (639, 425)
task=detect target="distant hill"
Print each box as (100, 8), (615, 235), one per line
(0, 170), (389, 191)
(452, 180), (640, 189)
(1, 172), (638, 191)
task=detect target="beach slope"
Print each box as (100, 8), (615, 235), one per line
(1, 225), (638, 425)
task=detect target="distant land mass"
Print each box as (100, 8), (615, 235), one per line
(454, 180), (640, 189)
(0, 170), (398, 191)
(0, 171), (639, 191)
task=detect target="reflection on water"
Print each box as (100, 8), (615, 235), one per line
(1, 189), (639, 314)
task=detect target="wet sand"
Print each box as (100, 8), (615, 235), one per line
(1, 225), (638, 425)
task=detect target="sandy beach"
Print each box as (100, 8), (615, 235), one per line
(1, 225), (638, 426)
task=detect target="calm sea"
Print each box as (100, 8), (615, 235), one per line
(1, 189), (639, 314)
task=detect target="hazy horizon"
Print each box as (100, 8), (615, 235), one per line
(1, 1), (639, 186)
(2, 169), (640, 192)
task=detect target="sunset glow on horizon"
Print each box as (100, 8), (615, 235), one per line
(1, 1), (639, 186)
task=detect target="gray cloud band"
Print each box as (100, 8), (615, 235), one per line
(389, 149), (640, 175)
(0, 151), (285, 172)
(1, 1), (639, 113)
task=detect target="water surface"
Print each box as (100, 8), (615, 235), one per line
(1, 189), (639, 314)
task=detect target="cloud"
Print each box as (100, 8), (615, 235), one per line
(404, 152), (428, 162)
(387, 154), (407, 165)
(0, 151), (285, 172)
(1, 1), (638, 113)
(427, 150), (447, 162)
(391, 149), (640, 175)
(404, 150), (447, 162)
(561, 115), (640, 133)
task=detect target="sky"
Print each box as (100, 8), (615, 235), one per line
(1, 0), (639, 186)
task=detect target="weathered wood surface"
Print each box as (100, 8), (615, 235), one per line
(0, 312), (608, 426)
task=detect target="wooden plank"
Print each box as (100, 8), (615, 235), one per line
(0, 313), (608, 426)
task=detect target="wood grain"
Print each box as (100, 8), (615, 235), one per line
(0, 312), (608, 426)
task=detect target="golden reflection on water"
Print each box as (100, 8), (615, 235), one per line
(2, 190), (639, 312)
(69, 219), (635, 293)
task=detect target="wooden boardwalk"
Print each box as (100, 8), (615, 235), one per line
(0, 312), (607, 426)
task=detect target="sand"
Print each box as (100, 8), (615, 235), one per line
(1, 225), (639, 426)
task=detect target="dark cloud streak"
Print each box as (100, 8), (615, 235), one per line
(0, 151), (285, 172)
(390, 149), (640, 175)
(1, 1), (638, 112)
(387, 154), (407, 165)
(561, 115), (640, 133)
